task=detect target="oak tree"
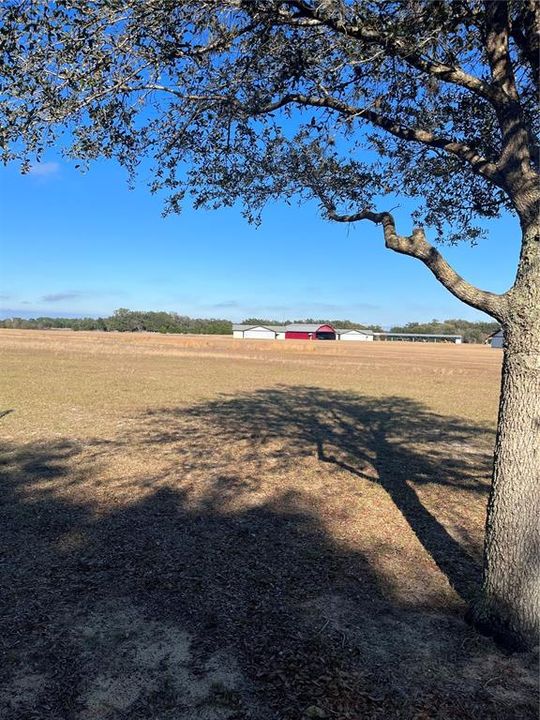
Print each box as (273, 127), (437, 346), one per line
(1, 0), (538, 648)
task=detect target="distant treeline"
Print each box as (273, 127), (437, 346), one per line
(0, 308), (232, 334)
(0, 311), (499, 343)
(389, 319), (499, 344)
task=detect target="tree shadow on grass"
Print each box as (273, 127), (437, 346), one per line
(1, 388), (537, 719)
(142, 386), (493, 601)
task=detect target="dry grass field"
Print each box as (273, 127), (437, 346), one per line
(0, 330), (537, 719)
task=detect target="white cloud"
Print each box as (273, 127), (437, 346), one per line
(28, 161), (60, 178)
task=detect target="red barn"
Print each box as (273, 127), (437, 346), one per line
(284, 323), (337, 340)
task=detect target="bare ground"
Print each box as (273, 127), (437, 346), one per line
(0, 331), (537, 719)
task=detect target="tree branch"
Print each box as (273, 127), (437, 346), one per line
(510, 0), (540, 84)
(253, 92), (502, 185)
(91, 83), (493, 183)
(320, 204), (508, 320)
(281, 1), (505, 106)
(483, 1), (520, 102)
(481, 2), (537, 198)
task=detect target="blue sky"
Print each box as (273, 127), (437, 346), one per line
(0, 155), (520, 327)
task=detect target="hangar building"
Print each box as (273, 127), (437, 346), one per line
(232, 323), (374, 341)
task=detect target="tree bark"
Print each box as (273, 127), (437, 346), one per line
(474, 221), (540, 650)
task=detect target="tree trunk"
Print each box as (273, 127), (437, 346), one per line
(474, 225), (540, 650)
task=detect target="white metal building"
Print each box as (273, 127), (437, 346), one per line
(232, 324), (283, 340)
(336, 328), (374, 341)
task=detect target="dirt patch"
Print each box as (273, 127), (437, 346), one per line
(2, 601), (257, 719)
(76, 604), (249, 719)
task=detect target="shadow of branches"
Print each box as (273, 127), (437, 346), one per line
(141, 386), (494, 600)
(1, 388), (536, 720)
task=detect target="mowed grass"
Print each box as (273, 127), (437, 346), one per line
(0, 330), (537, 719)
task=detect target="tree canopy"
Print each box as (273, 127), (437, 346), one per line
(1, 2), (537, 255)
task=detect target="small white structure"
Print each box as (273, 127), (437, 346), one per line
(336, 328), (374, 342)
(232, 324), (288, 339)
(489, 329), (504, 348)
(233, 324), (279, 340)
(243, 326), (275, 340)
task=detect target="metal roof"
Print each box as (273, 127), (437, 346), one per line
(232, 325), (465, 339)
(233, 323), (376, 335)
(233, 324), (270, 331)
(372, 332), (463, 339)
(336, 328), (373, 335)
(285, 324), (335, 332)
(232, 324), (286, 333)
